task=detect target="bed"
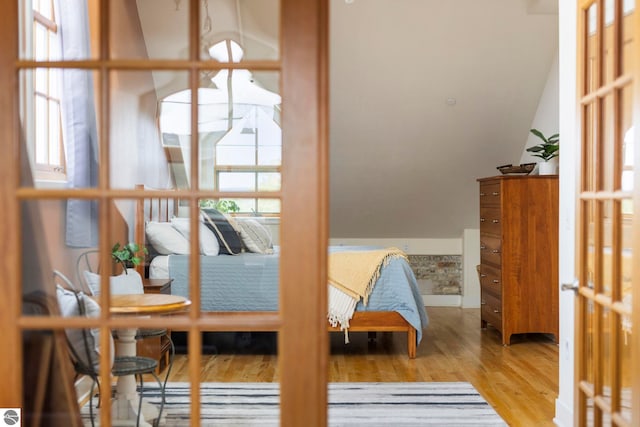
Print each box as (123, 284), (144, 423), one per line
(134, 188), (429, 358)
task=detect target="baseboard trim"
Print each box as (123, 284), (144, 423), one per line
(553, 397), (573, 427)
(422, 294), (461, 307)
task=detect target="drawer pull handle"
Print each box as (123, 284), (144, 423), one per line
(492, 192), (499, 196)
(480, 218), (486, 222)
(492, 249), (500, 253)
(480, 274), (487, 278)
(480, 245), (486, 250)
(492, 279), (499, 284)
(480, 192), (486, 196)
(493, 309), (500, 314)
(492, 219), (499, 223)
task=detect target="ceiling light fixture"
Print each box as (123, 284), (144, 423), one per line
(202, 0), (212, 35)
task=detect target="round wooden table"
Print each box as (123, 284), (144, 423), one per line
(110, 293), (191, 427)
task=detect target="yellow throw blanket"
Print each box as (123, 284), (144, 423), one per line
(328, 247), (408, 306)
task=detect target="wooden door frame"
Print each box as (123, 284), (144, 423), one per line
(572, 0), (639, 425)
(0, 1), (330, 425)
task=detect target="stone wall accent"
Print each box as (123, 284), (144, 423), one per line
(407, 255), (462, 295)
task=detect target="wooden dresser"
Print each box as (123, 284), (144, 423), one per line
(477, 175), (559, 345)
(137, 278), (173, 372)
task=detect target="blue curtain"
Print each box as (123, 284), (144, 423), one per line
(57, 0), (99, 247)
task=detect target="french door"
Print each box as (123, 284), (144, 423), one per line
(575, 0), (638, 425)
(0, 0), (329, 426)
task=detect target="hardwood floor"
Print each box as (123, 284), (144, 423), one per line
(167, 307), (559, 426)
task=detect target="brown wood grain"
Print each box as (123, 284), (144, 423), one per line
(167, 307), (559, 427)
(478, 176), (559, 345)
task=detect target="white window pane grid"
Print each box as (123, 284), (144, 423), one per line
(219, 172), (256, 192)
(257, 173), (280, 192)
(48, 101), (61, 166)
(35, 95), (48, 164)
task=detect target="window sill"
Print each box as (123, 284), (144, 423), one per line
(35, 179), (68, 189)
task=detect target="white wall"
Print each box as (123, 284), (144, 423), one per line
(554, 1), (577, 425)
(328, 238), (461, 255)
(520, 49), (560, 165)
(462, 229), (480, 308)
(328, 235), (483, 308)
(329, 237), (463, 306)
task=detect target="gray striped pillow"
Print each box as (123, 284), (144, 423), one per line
(237, 219), (274, 254)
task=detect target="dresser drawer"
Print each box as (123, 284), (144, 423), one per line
(479, 264), (502, 297)
(480, 235), (502, 266)
(480, 207), (502, 235)
(479, 182), (501, 206)
(481, 291), (502, 331)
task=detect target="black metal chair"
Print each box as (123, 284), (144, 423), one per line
(76, 250), (175, 398)
(54, 270), (165, 427)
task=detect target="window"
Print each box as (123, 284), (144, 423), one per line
(214, 104), (282, 214)
(32, 0), (65, 179)
(160, 40), (282, 215)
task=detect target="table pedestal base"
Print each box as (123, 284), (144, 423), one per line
(111, 328), (163, 427)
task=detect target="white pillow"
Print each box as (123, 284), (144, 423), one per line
(56, 285), (114, 370)
(83, 269), (145, 296)
(170, 217), (220, 256)
(146, 221), (190, 255)
(236, 219), (274, 254)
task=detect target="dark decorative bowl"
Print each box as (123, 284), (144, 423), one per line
(496, 163), (536, 175)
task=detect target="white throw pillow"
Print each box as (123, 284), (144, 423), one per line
(56, 285), (114, 370)
(83, 269), (144, 296)
(146, 221), (190, 255)
(236, 219), (274, 254)
(170, 217), (220, 256)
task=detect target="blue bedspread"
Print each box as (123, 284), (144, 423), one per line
(168, 246), (429, 343)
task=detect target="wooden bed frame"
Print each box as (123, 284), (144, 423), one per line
(133, 185), (418, 358)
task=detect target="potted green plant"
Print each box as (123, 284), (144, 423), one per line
(199, 199), (241, 213)
(111, 242), (148, 275)
(526, 128), (559, 175)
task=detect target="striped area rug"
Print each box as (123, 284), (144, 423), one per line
(84, 382), (507, 426)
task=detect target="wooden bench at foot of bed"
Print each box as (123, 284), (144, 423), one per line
(328, 311), (417, 359)
(168, 311), (417, 358)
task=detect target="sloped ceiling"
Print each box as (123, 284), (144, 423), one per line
(330, 0), (558, 238)
(136, 0), (559, 239)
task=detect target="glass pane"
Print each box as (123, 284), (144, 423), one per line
(113, 0), (189, 60)
(602, 201), (613, 297)
(24, 0), (94, 61)
(219, 172), (256, 192)
(35, 68), (47, 93)
(603, 94), (615, 192)
(584, 102), (597, 191)
(110, 71), (189, 190)
(586, 2), (599, 93)
(200, 0), (281, 61)
(620, 288), (632, 424)
(49, 68), (60, 98)
(192, 70), (281, 191)
(604, 0), (614, 84)
(48, 100), (61, 166)
(34, 94), (48, 164)
(258, 172), (280, 192)
(622, 86), (634, 192)
(584, 299), (596, 385)
(585, 200), (596, 291)
(257, 198), (281, 214)
(34, 24), (48, 61)
(600, 307), (612, 409)
(622, 0), (635, 76)
(23, 68), (97, 185)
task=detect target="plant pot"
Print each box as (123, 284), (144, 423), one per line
(538, 159), (558, 175)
